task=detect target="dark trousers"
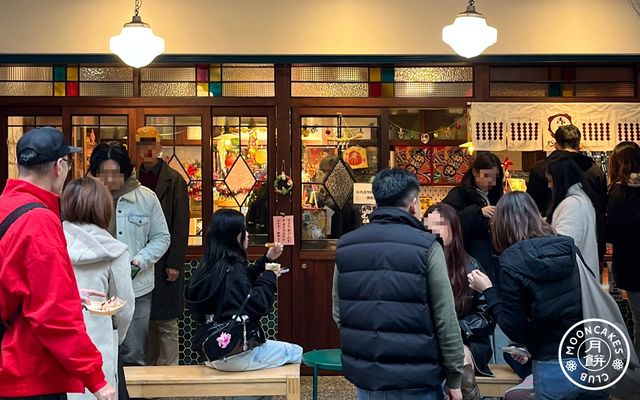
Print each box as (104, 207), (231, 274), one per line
(118, 348), (130, 400)
(0, 395), (66, 400)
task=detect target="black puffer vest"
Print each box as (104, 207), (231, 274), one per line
(336, 207), (442, 391)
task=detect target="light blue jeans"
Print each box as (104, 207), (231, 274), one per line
(533, 359), (609, 400)
(204, 339), (303, 400)
(356, 387), (444, 400)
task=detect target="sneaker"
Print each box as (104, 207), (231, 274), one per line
(504, 374), (534, 400)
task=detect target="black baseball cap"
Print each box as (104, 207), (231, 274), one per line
(17, 127), (82, 166)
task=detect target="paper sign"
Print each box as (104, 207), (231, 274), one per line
(353, 183), (375, 205)
(273, 215), (295, 245)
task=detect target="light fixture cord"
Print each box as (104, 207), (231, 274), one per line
(134, 0), (142, 16)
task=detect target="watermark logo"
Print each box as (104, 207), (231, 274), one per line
(559, 318), (630, 390)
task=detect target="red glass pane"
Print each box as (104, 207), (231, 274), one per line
(369, 82), (382, 97)
(196, 65), (209, 82)
(66, 82), (79, 96)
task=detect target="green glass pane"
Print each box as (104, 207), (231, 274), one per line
(382, 67), (394, 83)
(53, 66), (66, 82)
(209, 82), (222, 97)
(549, 82), (562, 97)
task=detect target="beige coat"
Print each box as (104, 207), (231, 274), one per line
(64, 221), (135, 400)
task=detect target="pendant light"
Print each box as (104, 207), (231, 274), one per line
(442, 0), (497, 58)
(110, 0), (165, 68)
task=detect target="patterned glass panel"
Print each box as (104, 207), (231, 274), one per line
(141, 67), (195, 82)
(291, 66), (368, 82)
(490, 83), (548, 97)
(100, 116), (128, 125)
(141, 82), (196, 97)
(0, 82), (52, 96)
(576, 67), (634, 82)
(395, 82), (473, 97)
(212, 115), (270, 245)
(79, 67), (133, 81)
(291, 82), (369, 97)
(7, 116), (62, 179)
(222, 67), (274, 82)
(575, 83), (635, 97)
(222, 82), (275, 97)
(79, 82), (133, 97)
(0, 66), (52, 81)
(490, 67), (548, 81)
(394, 67), (472, 82)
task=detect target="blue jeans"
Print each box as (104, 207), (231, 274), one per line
(356, 387), (444, 400)
(533, 359), (609, 400)
(205, 340), (302, 400)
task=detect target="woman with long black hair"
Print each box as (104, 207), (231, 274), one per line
(186, 209), (302, 375)
(607, 141), (640, 356)
(425, 203), (495, 400)
(546, 156), (600, 280)
(442, 152), (504, 280)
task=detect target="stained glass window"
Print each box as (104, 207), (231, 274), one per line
(145, 115), (203, 246)
(212, 116), (270, 245)
(300, 115), (379, 247)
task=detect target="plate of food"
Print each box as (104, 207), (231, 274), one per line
(85, 296), (127, 316)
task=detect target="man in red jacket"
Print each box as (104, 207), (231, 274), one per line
(0, 127), (115, 400)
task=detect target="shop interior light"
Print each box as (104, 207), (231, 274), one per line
(110, 0), (165, 68)
(442, 0), (497, 58)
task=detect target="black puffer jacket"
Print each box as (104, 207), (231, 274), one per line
(442, 186), (499, 283)
(336, 207), (443, 391)
(607, 178), (640, 291)
(185, 256), (277, 347)
(460, 259), (494, 377)
(484, 235), (582, 360)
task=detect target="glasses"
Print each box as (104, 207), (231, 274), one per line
(60, 156), (74, 171)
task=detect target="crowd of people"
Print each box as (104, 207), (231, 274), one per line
(1, 123), (639, 400)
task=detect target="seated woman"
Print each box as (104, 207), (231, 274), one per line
(186, 209), (302, 376)
(62, 177), (135, 400)
(425, 203), (495, 400)
(467, 191), (608, 400)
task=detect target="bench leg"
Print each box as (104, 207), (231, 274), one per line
(287, 374), (301, 400)
(312, 365), (318, 400)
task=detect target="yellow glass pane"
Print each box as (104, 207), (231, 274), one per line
(370, 67), (381, 82)
(197, 82), (209, 97)
(54, 82), (65, 96)
(67, 66), (79, 81)
(210, 67), (222, 81)
(382, 83), (394, 97)
(562, 83), (575, 97)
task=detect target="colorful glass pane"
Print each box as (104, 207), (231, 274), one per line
(54, 82), (65, 96)
(196, 65), (209, 82)
(209, 82), (222, 97)
(67, 66), (79, 81)
(53, 66), (66, 82)
(66, 82), (79, 96)
(196, 82), (209, 97)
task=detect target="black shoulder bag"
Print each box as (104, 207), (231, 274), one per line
(195, 269), (266, 363)
(0, 203), (46, 348)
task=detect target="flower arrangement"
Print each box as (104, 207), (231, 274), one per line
(184, 160), (202, 201)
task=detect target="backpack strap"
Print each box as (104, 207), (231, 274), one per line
(0, 202), (46, 330)
(0, 202), (46, 241)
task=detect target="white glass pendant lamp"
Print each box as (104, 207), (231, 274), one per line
(442, 0), (497, 58)
(110, 0), (165, 68)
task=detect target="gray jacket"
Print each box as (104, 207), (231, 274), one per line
(64, 221), (135, 400)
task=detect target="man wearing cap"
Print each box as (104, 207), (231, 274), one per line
(0, 127), (116, 400)
(136, 126), (189, 366)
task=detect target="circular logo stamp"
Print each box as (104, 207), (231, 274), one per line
(559, 318), (630, 390)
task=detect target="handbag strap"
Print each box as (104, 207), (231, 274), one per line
(574, 245), (597, 280)
(213, 264), (254, 323)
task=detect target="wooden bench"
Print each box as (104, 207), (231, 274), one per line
(477, 364), (522, 397)
(124, 364), (300, 399)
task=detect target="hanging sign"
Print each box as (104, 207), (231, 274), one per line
(273, 215), (295, 245)
(353, 182), (375, 205)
